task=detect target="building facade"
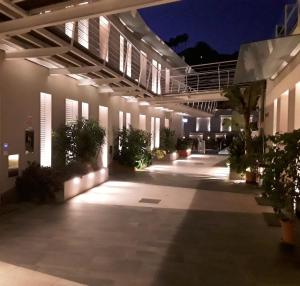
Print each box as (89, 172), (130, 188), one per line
(0, 2), (187, 196)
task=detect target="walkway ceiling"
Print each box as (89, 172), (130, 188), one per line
(235, 34), (300, 83)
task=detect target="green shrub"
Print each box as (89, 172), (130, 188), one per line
(229, 133), (265, 173)
(262, 130), (300, 220)
(16, 162), (61, 203)
(176, 137), (193, 150)
(53, 119), (106, 169)
(152, 148), (167, 160)
(115, 127), (152, 169)
(160, 128), (176, 154)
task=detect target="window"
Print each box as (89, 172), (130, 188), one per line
(119, 111), (124, 130)
(165, 68), (170, 93)
(99, 106), (109, 168)
(279, 91), (289, 133)
(65, 22), (74, 38)
(155, 118), (161, 148)
(139, 114), (146, 131)
(140, 51), (147, 86)
(151, 117), (155, 150)
(40, 92), (52, 167)
(152, 60), (158, 93)
(295, 82), (300, 129)
(126, 42), (132, 77)
(8, 154), (19, 177)
(220, 115), (232, 132)
(99, 16), (110, 61)
(126, 112), (131, 129)
(165, 118), (170, 128)
(157, 63), (162, 95)
(66, 99), (78, 125)
(82, 102), (89, 120)
(207, 117), (211, 132)
(119, 35), (125, 72)
(196, 117), (200, 132)
(273, 98), (278, 135)
(78, 19), (89, 49)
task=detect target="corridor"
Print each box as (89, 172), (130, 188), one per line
(0, 155), (299, 286)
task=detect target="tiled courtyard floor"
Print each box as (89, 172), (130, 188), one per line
(0, 155), (300, 285)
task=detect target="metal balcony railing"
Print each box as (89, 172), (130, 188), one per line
(54, 15), (187, 97)
(168, 60), (237, 95)
(51, 13), (238, 102)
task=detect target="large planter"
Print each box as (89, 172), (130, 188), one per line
(280, 219), (295, 245)
(56, 168), (109, 202)
(246, 171), (257, 184)
(177, 149), (191, 158)
(165, 152), (179, 161)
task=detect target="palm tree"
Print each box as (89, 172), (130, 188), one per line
(223, 81), (264, 155)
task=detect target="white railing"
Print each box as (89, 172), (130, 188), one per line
(54, 17), (237, 99)
(55, 16), (186, 96)
(168, 60), (237, 95)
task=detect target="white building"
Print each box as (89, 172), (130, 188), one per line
(0, 0), (207, 197)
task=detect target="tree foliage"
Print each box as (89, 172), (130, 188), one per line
(263, 130), (300, 220)
(115, 127), (152, 169)
(223, 82), (264, 154)
(160, 128), (177, 154)
(53, 119), (106, 169)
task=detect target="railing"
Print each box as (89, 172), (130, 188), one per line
(55, 15), (187, 97)
(168, 60), (237, 95)
(53, 15), (237, 100)
(275, 2), (298, 37)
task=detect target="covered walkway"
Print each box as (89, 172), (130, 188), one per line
(0, 155), (300, 285)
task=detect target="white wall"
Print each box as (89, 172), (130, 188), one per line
(0, 58), (183, 194)
(265, 51), (300, 135)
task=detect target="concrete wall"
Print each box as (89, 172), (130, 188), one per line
(0, 58), (183, 195)
(264, 50), (300, 135)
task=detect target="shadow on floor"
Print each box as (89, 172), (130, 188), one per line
(111, 169), (260, 195)
(148, 193), (300, 286)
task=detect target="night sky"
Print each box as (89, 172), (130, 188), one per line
(140, 0), (295, 54)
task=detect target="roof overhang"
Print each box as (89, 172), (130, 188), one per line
(234, 34), (300, 84)
(118, 10), (187, 68)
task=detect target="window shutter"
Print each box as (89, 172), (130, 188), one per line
(40, 92), (52, 167)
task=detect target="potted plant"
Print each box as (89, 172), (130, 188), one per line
(262, 130), (300, 246)
(228, 133), (265, 183)
(176, 137), (192, 158)
(115, 126), (152, 170)
(159, 128), (178, 161)
(223, 82), (264, 183)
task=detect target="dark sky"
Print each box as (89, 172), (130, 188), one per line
(139, 0), (295, 54)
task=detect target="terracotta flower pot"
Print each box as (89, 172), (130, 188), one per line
(177, 149), (191, 158)
(280, 219), (295, 245)
(245, 171), (257, 184)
